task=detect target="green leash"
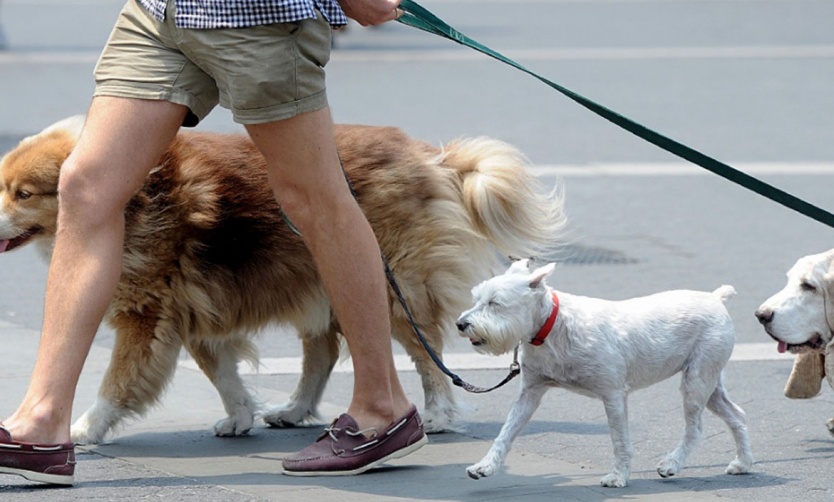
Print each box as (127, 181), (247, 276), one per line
(396, 0), (834, 230)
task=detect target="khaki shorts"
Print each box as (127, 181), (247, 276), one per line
(94, 0), (332, 126)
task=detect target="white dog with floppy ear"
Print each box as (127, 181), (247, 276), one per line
(457, 260), (752, 488)
(755, 248), (834, 356)
(755, 248), (834, 435)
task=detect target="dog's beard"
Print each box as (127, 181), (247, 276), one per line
(465, 316), (527, 356)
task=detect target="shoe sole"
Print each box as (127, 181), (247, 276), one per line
(0, 465), (74, 486)
(283, 434), (428, 477)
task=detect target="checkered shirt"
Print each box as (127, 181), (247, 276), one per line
(137, 0), (348, 29)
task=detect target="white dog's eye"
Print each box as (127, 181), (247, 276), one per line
(800, 281), (817, 292)
(488, 300), (501, 308)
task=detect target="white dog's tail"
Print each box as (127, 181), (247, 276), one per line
(712, 285), (737, 303)
(439, 137), (567, 257)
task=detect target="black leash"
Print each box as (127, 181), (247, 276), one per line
(395, 0), (834, 230)
(382, 253), (521, 393)
(281, 164), (522, 395)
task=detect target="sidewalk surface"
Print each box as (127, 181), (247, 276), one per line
(3, 1), (834, 501)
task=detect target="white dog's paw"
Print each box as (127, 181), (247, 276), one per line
(826, 417), (834, 437)
(656, 457), (682, 478)
(725, 458), (751, 475)
(213, 408), (254, 437)
(261, 403), (320, 428)
(466, 461), (498, 479)
(600, 472), (629, 488)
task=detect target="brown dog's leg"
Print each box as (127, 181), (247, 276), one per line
(71, 312), (181, 443)
(784, 351), (825, 399)
(186, 337), (259, 437)
(262, 327), (341, 427)
(392, 319), (457, 433)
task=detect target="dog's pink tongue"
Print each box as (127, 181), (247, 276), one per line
(0, 240), (8, 253)
(777, 341), (788, 354)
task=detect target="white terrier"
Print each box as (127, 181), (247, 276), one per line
(457, 260), (753, 487)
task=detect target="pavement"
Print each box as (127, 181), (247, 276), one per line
(3, 0), (834, 501)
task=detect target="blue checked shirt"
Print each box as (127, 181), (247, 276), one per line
(137, 0), (348, 29)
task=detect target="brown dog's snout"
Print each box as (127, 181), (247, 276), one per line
(755, 307), (774, 325)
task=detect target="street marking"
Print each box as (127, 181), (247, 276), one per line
(178, 342), (795, 376)
(331, 45), (834, 64)
(528, 162), (834, 177)
(5, 45), (834, 65)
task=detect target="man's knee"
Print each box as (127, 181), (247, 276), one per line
(57, 156), (130, 224)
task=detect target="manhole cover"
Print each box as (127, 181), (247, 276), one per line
(551, 244), (637, 266)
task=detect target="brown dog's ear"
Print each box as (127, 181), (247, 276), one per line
(784, 351), (825, 399)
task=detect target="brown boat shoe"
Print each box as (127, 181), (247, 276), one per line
(0, 425), (75, 485)
(282, 405), (428, 476)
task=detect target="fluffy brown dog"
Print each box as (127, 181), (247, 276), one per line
(0, 117), (566, 443)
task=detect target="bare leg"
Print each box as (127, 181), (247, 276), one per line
(2, 97), (187, 444)
(245, 107), (411, 432)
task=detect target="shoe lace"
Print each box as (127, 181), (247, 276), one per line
(325, 425), (380, 451)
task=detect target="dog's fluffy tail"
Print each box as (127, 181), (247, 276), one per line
(712, 285), (737, 303)
(440, 137), (567, 258)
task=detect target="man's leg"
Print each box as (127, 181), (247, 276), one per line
(2, 97), (187, 445)
(245, 107), (412, 431)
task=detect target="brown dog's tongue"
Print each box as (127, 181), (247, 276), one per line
(0, 240), (8, 253)
(777, 341), (788, 354)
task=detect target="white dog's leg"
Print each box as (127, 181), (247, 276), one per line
(706, 377), (753, 474)
(188, 340), (257, 437)
(600, 392), (633, 488)
(262, 330), (339, 428)
(657, 368), (712, 478)
(467, 383), (547, 480)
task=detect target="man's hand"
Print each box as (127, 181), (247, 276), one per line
(339, 0), (403, 27)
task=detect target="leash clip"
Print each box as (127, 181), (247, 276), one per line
(509, 345), (521, 375)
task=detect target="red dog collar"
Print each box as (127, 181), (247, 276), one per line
(530, 290), (560, 346)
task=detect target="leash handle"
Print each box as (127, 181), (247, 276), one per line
(396, 0), (834, 230)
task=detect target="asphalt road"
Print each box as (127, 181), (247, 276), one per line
(1, 1), (833, 500)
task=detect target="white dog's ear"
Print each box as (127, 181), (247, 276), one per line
(824, 258), (834, 335)
(528, 263), (556, 289)
(507, 259), (530, 274)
